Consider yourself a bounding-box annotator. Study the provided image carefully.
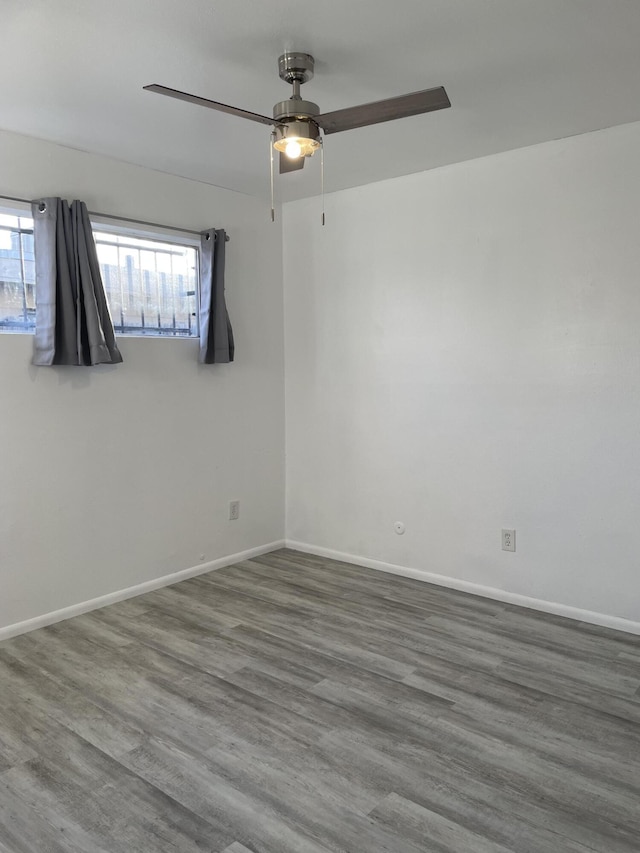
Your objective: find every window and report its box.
[0,212,35,332]
[0,209,199,337]
[94,230,199,337]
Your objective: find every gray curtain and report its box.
[199,228,234,363]
[31,197,123,366]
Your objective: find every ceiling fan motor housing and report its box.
[272,99,320,121]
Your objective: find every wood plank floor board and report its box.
[259,551,513,616]
[416,617,640,694]
[82,609,253,682]
[7,640,328,764]
[208,566,569,692]
[0,657,143,769]
[495,660,640,725]
[220,845,256,853]
[116,736,339,853]
[320,727,639,853]
[0,757,143,853]
[225,614,508,698]
[197,745,428,853]
[406,657,640,765]
[0,548,638,852]
[228,559,640,698]
[250,556,636,680]
[368,792,519,853]
[309,678,640,836]
[204,713,383,817]
[441,701,640,797]
[0,778,109,853]
[177,575,318,628]
[240,556,509,627]
[0,727,37,774]
[224,620,418,682]
[131,583,245,632]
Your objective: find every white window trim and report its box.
[89,215,201,251]
[0,201,31,218]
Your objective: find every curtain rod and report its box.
[0,193,229,241]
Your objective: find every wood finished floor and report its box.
[0,549,639,853]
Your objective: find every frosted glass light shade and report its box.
[273,135,321,158]
[273,120,321,158]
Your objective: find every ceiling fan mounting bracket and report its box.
[278,52,315,85]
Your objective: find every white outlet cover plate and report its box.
[502,528,516,552]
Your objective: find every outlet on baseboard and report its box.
[502,529,516,552]
[229,500,240,521]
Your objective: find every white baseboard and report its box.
[285,540,640,636]
[5,538,638,641]
[0,540,285,642]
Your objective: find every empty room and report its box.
[1,1,639,851]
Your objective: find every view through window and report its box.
[0,213,35,332]
[0,212,199,337]
[95,230,198,337]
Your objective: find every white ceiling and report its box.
[2,0,640,202]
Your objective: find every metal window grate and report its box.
[94,231,199,337]
[0,213,35,332]
[0,212,200,338]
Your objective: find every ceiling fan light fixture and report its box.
[278,136,320,159]
[273,120,321,159]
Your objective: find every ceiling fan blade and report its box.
[143,84,275,127]
[279,152,305,174]
[315,86,451,135]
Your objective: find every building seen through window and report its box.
[0,213,35,331]
[95,231,198,337]
[0,213,199,337]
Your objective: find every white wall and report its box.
[0,130,285,632]
[283,120,640,625]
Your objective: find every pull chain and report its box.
[320,137,325,226]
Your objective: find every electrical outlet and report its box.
[502,529,516,552]
[229,500,240,521]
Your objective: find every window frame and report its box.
[0,204,202,339]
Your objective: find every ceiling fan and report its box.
[144,52,450,217]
